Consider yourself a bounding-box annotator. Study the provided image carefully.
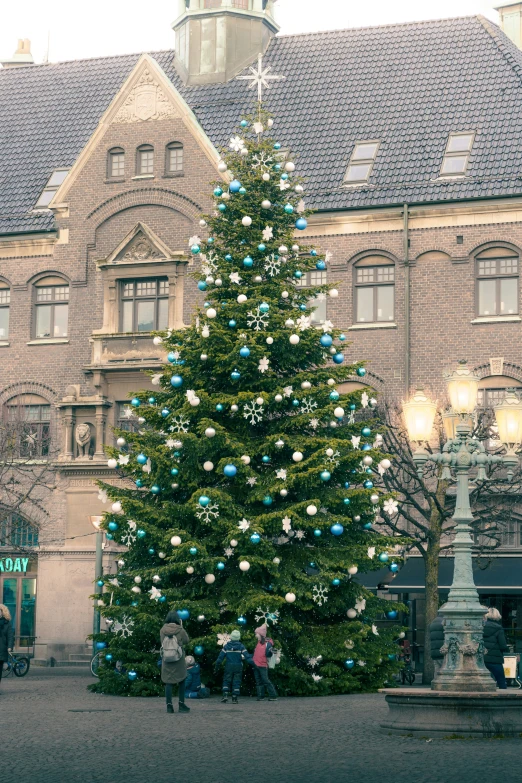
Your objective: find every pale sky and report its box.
[0,0,502,65]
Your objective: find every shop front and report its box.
[0,555,37,652]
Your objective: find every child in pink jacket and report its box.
[253,624,278,701]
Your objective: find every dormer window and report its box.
[440,132,475,177]
[137,145,154,176]
[344,141,379,184]
[34,169,69,209]
[108,147,125,179]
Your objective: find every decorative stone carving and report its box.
[113,69,176,124]
[489,357,504,376]
[122,236,164,262]
[75,423,92,458]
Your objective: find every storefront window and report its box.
[0,561,37,648]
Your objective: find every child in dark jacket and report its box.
[184,656,202,698]
[214,630,255,704]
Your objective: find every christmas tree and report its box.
[90,110,403,697]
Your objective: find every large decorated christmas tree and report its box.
[90,110,403,697]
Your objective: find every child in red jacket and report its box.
[253,624,278,702]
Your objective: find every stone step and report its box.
[69,654,92,662]
[56,660,90,667]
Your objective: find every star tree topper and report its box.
[236,53,286,102]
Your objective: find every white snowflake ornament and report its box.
[282,516,292,533]
[247,306,269,331]
[196,502,220,525]
[258,356,270,373]
[229,135,245,152]
[312,585,329,606]
[121,521,137,547]
[264,254,281,277]
[262,225,274,241]
[238,518,251,532]
[243,399,264,425]
[355,597,366,614]
[217,633,231,646]
[383,499,399,516]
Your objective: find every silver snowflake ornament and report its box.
[295,530,306,540]
[325,449,341,467]
[243,399,264,425]
[229,135,245,152]
[312,584,329,606]
[254,607,280,625]
[121,520,137,547]
[247,306,269,332]
[264,254,281,277]
[300,397,318,415]
[258,356,270,374]
[196,502,220,525]
[252,152,273,171]
[246,476,258,486]
[224,547,234,558]
[113,615,134,638]
[236,53,286,102]
[238,518,250,532]
[169,415,190,433]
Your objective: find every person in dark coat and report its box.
[0,604,14,690]
[160,610,190,713]
[184,655,202,698]
[429,614,445,676]
[214,630,255,704]
[483,607,509,689]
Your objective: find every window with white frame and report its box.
[354,257,395,323]
[440,132,475,177]
[0,283,10,340]
[295,270,327,323]
[108,147,125,178]
[34,277,69,339]
[344,141,380,184]
[34,169,69,209]
[137,145,154,176]
[166,142,183,175]
[120,278,169,333]
[476,248,519,317]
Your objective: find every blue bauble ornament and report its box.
[224,464,237,478]
[229,179,241,193]
[231,369,241,381]
[361,426,372,437]
[148,547,155,554]
[159,595,166,603]
[228,319,237,328]
[171,375,183,388]
[213,187,223,197]
[388,653,397,660]
[250,532,261,544]
[333,353,344,364]
[378,552,389,563]
[198,281,207,291]
[239,187,247,195]
[356,367,367,377]
[131,601,138,607]
[96,579,104,587]
[344,659,355,669]
[131,397,141,407]
[386,610,398,620]
[294,270,302,279]
[137,530,146,539]
[225,254,233,261]
[148,397,156,404]
[363,522,373,530]
[262,496,273,506]
[151,485,160,494]
[178,609,190,620]
[389,562,400,573]
[237,615,247,625]
[316,260,326,270]
[349,403,357,411]
[189,547,197,555]
[239,346,250,358]
[321,334,333,348]
[243,256,254,268]
[240,119,248,128]
[329,390,340,402]
[161,408,170,418]
[105,533,113,540]
[292,399,300,407]
[191,244,201,255]
[105,653,113,661]
[343,498,351,505]
[262,455,271,464]
[314,529,322,538]
[320,470,331,482]
[310,249,317,256]
[218,203,227,212]
[137,453,148,465]
[362,444,372,451]
[273,143,281,150]
[108,521,118,532]
[363,480,374,489]
[258,243,266,252]
[339,334,346,341]
[136,479,143,488]
[344,481,350,489]
[128,670,137,681]
[295,218,308,230]
[199,495,210,507]
[330,523,344,536]
[216,403,224,412]
[299,304,307,311]
[274,163,282,171]
[194,645,205,655]
[216,562,225,571]
[281,173,289,180]
[284,203,294,214]
[332,578,341,586]
[259,302,270,314]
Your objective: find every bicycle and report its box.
[397,649,416,686]
[3,651,30,678]
[91,650,126,678]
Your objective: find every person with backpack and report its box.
[483,607,509,689]
[160,610,190,713]
[214,629,255,704]
[253,623,278,701]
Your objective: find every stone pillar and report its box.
[63,408,75,461]
[94,408,107,460]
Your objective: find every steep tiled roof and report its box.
[2,15,522,234]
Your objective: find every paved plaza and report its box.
[2,668,522,783]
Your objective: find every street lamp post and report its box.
[403,362,522,692]
[90,516,104,642]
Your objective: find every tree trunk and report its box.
[422,543,440,685]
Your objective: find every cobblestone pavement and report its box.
[1,669,522,783]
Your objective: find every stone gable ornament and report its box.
[113,69,177,124]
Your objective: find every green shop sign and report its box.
[0,558,30,573]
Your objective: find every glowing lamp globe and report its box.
[446,361,479,415]
[495,390,522,448]
[403,388,437,443]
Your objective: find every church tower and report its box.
[172,0,279,85]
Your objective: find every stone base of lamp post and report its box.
[380,690,522,738]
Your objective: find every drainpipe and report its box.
[403,203,410,396]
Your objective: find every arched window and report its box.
[354,255,395,324]
[476,247,519,318]
[0,512,39,548]
[108,147,125,179]
[5,394,51,458]
[165,142,184,176]
[0,280,10,342]
[33,276,69,339]
[136,144,154,176]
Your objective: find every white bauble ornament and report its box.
[231,404,239,413]
[205,573,216,584]
[152,575,161,583]
[327,378,335,386]
[206,308,217,319]
[239,561,250,572]
[399,632,406,639]
[285,592,296,603]
[273,557,281,564]
[242,216,252,226]
[285,319,295,328]
[292,244,300,252]
[347,608,357,619]
[295,184,304,193]
[254,275,263,283]
[334,407,345,418]
[326,448,334,457]
[197,614,206,622]
[256,397,264,405]
[301,381,311,390]
[371,493,380,504]
[330,421,338,428]
[206,276,214,284]
[275,394,283,402]
[173,440,183,449]
[158,552,166,559]
[107,458,118,469]
[230,539,238,547]
[354,515,361,522]
[280,489,288,497]
[240,455,251,465]
[222,192,230,200]
[266,336,274,345]
[240,147,249,156]
[172,483,179,490]
[363,456,373,466]
[278,245,288,254]
[116,437,126,448]
[262,172,270,181]
[203,461,214,472]
[370,397,378,408]
[171,535,182,546]
[199,218,208,226]
[117,559,125,567]
[306,504,318,516]
[281,291,289,299]
[131,586,141,594]
[153,336,163,346]
[205,427,216,438]
[292,451,303,462]
[348,566,358,575]
[105,618,114,627]
[380,459,392,470]
[202,326,210,338]
[261,200,271,209]
[267,118,274,128]
[186,566,194,574]
[329,346,337,355]
[138,417,145,424]
[285,162,295,172]
[289,334,300,345]
[111,501,122,514]
[329,289,339,298]
[217,161,228,172]
[237,294,248,303]
[200,353,208,361]
[190,397,201,407]
[215,278,223,287]
[275,439,284,448]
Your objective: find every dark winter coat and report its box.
[429,616,445,660]
[215,641,254,671]
[483,619,509,665]
[185,663,201,692]
[0,617,14,661]
[160,622,190,684]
